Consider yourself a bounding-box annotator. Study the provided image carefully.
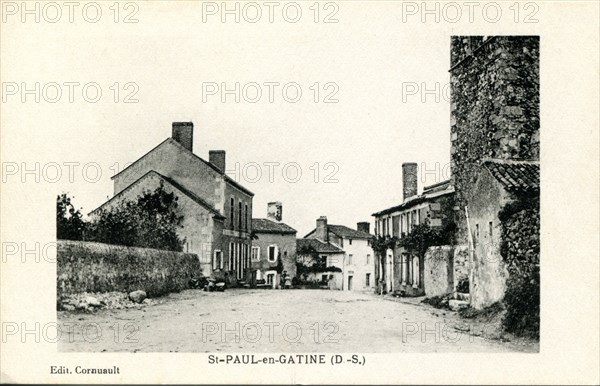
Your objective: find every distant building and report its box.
[372,163,456,296]
[251,202,297,288]
[301,216,374,291]
[90,122,254,282]
[296,238,346,290]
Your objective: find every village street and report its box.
[57,290,537,353]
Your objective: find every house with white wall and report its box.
[302,216,375,291]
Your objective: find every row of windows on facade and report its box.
[212,242,251,279]
[250,245,288,263]
[320,273,372,287]
[318,254,371,266]
[398,254,421,288]
[375,208,422,238]
[229,198,250,231]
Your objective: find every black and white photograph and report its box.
[1,1,598,384]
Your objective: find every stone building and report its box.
[250,202,297,288]
[449,36,540,309]
[450,36,539,243]
[90,122,254,282]
[300,216,374,291]
[467,159,539,309]
[372,163,458,296]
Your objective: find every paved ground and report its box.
[57,289,538,352]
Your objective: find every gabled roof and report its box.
[483,159,539,193]
[372,180,454,217]
[252,218,297,234]
[296,238,344,254]
[89,170,225,219]
[303,224,373,240]
[110,137,254,196]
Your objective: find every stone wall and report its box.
[424,246,454,297]
[91,171,219,275]
[453,245,469,293]
[57,240,201,299]
[450,36,539,242]
[500,195,540,334]
[423,244,470,298]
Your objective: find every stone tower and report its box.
[449,36,540,242]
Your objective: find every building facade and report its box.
[303,216,374,291]
[372,163,456,296]
[251,202,297,288]
[467,159,539,309]
[90,122,254,282]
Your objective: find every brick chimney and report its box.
[267,202,282,222]
[402,162,418,200]
[316,216,328,242]
[209,150,226,173]
[172,122,193,152]
[357,222,370,234]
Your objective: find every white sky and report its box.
[2,1,596,236]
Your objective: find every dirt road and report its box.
[57,289,538,352]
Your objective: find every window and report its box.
[230,198,234,229]
[268,245,278,262]
[251,246,260,261]
[245,204,248,230]
[266,273,274,285]
[349,239,353,245]
[348,254,353,265]
[320,255,327,266]
[213,250,222,270]
[489,221,493,237]
[321,274,328,282]
[238,201,242,229]
[475,224,480,239]
[366,254,370,264]
[229,243,234,270]
[400,214,404,235]
[366,273,371,286]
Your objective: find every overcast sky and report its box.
[4,1,593,236]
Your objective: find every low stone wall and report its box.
[424,245,470,298]
[424,246,454,298]
[57,240,201,299]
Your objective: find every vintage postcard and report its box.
[1,0,598,384]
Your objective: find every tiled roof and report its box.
[422,180,451,195]
[328,225,373,239]
[252,218,297,234]
[372,180,454,217]
[304,224,373,240]
[483,159,539,192]
[296,239,344,254]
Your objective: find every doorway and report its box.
[348,275,353,291]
